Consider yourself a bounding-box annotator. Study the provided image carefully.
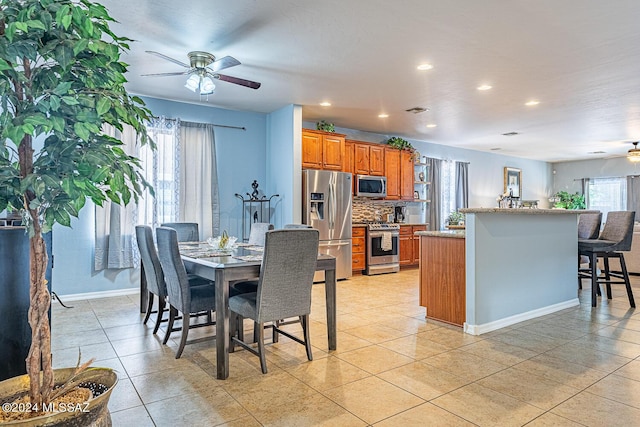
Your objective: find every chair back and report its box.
[160,222,199,242]
[135,226,167,298]
[578,212,602,239]
[255,229,319,323]
[156,227,190,312]
[248,222,274,246]
[284,224,313,229]
[599,211,636,251]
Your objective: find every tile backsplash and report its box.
[352,198,402,223]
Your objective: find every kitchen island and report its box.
[418,208,592,335]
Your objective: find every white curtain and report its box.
[94,124,139,270]
[441,159,456,230]
[139,117,181,229]
[179,122,219,240]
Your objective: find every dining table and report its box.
[140,242,337,380]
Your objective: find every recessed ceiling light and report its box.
[490,147,502,151]
[320,101,331,107]
[417,63,433,71]
[525,100,540,106]
[426,124,437,128]
[477,84,492,91]
[589,151,606,154]
[502,132,519,136]
[378,113,389,118]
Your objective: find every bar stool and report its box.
[577,212,602,290]
[578,211,636,308]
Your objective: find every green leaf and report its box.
[96,97,110,116]
[26,20,46,30]
[61,96,79,106]
[61,14,72,30]
[53,81,72,96]
[74,122,90,141]
[53,208,71,227]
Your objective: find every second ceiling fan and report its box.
[142,50,261,95]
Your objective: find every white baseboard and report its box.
[53,288,139,302]
[463,298,580,335]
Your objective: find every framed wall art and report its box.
[504,167,521,198]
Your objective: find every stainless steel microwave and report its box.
[356,175,387,198]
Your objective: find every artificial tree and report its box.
[0,0,151,409]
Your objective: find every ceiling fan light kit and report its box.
[143,50,261,97]
[628,142,640,162]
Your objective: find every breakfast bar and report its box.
[418,208,593,335]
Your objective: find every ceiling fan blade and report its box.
[214,73,261,89]
[141,71,190,77]
[209,55,241,72]
[145,51,190,68]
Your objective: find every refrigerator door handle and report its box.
[319,241,350,248]
[328,177,335,229]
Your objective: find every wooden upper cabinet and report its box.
[322,133,345,170]
[302,129,345,171]
[369,145,385,176]
[343,141,354,174]
[302,131,322,169]
[354,143,370,175]
[385,147,401,199]
[400,150,415,200]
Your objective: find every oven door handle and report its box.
[368,232,399,238]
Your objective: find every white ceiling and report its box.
[102,0,640,162]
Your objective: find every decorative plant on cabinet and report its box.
[0,0,152,421]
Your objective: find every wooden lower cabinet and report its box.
[399,224,427,266]
[419,235,466,327]
[352,226,366,273]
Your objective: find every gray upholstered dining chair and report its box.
[136,226,168,334]
[229,228,320,373]
[156,226,216,358]
[247,222,274,246]
[231,222,275,296]
[160,222,199,242]
[578,211,636,308]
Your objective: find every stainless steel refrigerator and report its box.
[303,170,352,280]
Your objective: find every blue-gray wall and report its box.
[52,104,554,297]
[52,97,268,296]
[553,156,639,194]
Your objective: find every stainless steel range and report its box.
[366,223,400,275]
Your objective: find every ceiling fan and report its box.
[141,51,261,95]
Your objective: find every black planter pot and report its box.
[0,227,52,381]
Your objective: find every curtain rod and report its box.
[159,117,246,131]
[211,123,246,131]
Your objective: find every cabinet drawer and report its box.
[352,236,365,253]
[412,225,427,233]
[399,226,412,236]
[352,227,366,237]
[352,253,365,271]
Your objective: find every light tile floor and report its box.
[51,270,640,426]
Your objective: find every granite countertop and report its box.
[460,208,599,215]
[352,223,428,226]
[415,230,465,239]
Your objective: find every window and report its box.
[137,118,180,228]
[587,177,626,221]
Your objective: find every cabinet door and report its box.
[369,145,385,176]
[412,225,427,264]
[385,148,400,199]
[400,150,415,200]
[354,143,370,175]
[322,134,344,170]
[302,131,322,169]
[343,141,355,174]
[399,234,413,265]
